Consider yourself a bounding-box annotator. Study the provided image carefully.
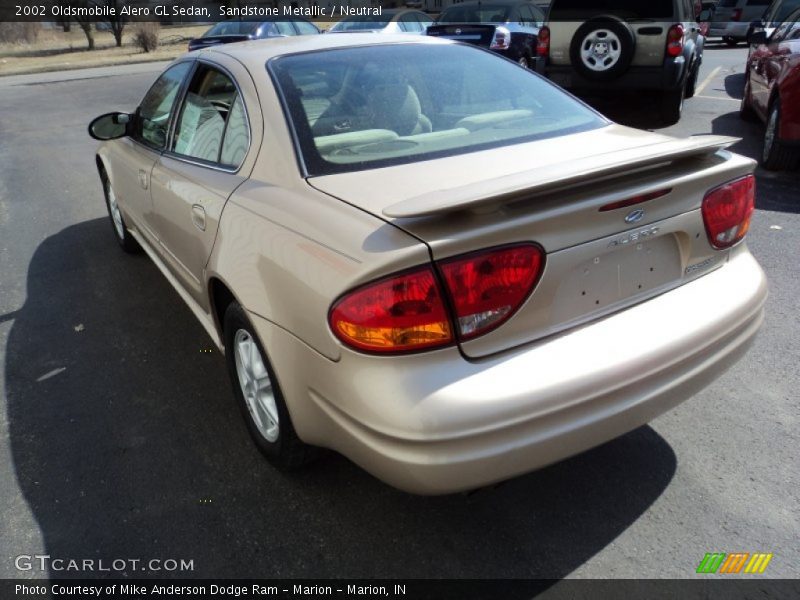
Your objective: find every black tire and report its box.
[223,302,315,470]
[739,76,758,122]
[659,85,686,126]
[517,53,531,69]
[723,36,739,47]
[100,171,140,254]
[570,16,635,81]
[761,98,800,171]
[685,60,700,99]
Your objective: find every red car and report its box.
[741,8,800,170]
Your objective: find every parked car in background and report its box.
[88,34,766,494]
[187,18,321,51]
[748,0,800,39]
[327,9,434,34]
[427,0,546,69]
[709,0,770,45]
[539,0,705,125]
[741,8,800,169]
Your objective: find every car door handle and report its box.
[138,169,148,190]
[191,204,206,232]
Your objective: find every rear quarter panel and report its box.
[778,47,800,141]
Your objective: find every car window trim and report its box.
[161,58,252,174]
[132,59,195,153]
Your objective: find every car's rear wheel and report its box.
[570,16,635,81]
[723,36,739,47]
[761,98,800,171]
[684,60,700,99]
[659,84,686,126]
[518,54,530,69]
[223,302,315,470]
[101,173,140,253]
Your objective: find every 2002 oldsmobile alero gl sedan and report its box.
[88,34,767,494]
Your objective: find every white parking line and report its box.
[695,66,722,96]
[694,95,741,102]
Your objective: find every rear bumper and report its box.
[255,249,766,495]
[545,58,687,92]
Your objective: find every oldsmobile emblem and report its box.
[624,209,645,224]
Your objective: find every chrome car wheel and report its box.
[234,329,279,442]
[579,29,622,72]
[107,182,125,240]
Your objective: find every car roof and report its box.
[199,33,451,72]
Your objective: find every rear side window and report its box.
[549,0,676,19]
[171,65,250,168]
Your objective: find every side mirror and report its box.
[748,30,768,46]
[88,112,131,141]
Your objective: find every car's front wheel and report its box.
[101,172,140,253]
[723,36,739,47]
[761,98,800,171]
[223,302,315,469]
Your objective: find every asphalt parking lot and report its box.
[0,44,798,581]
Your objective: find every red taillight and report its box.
[732,8,743,21]
[330,244,546,353]
[329,266,453,353]
[701,175,755,250]
[490,27,511,50]
[666,24,685,58]
[537,26,550,57]
[438,244,544,340]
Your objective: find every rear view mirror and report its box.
[748,30,768,45]
[88,112,131,141]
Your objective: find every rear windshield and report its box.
[269,44,606,176]
[438,4,513,23]
[549,0,676,19]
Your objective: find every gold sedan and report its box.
[89,34,767,494]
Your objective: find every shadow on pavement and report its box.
[5,218,677,579]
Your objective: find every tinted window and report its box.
[137,62,192,149]
[294,20,321,35]
[270,44,606,176]
[746,0,769,6]
[718,0,739,7]
[330,15,392,31]
[172,65,249,167]
[439,4,512,22]
[204,21,259,36]
[549,0,676,19]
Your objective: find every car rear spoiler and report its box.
[382,135,739,218]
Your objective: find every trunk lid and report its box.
[309,125,752,358]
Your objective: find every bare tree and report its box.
[101,0,128,47]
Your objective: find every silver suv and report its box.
[540,0,705,125]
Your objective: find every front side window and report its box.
[172,65,249,168]
[137,62,192,149]
[294,20,321,35]
[270,44,606,176]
